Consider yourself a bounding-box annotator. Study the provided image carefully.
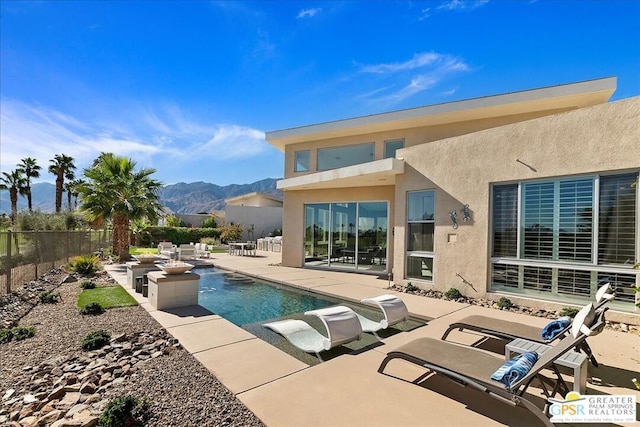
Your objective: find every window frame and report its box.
[405,189,436,281]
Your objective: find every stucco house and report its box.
[224,192,283,241]
[265,77,640,314]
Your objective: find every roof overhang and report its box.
[266,77,617,151]
[277,158,404,191]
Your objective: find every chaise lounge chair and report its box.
[378,305,607,427]
[263,305,363,360]
[357,294,409,338]
[440,283,614,366]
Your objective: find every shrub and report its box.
[0,326,35,343]
[98,395,151,427]
[219,223,244,243]
[444,288,463,300]
[497,296,514,309]
[80,302,105,316]
[12,326,35,341]
[82,330,111,351]
[39,291,61,304]
[561,307,580,318]
[68,254,101,275]
[165,215,187,227]
[0,329,13,344]
[201,217,217,228]
[80,280,97,289]
[405,282,418,292]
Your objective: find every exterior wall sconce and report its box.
[462,204,471,222]
[449,211,458,229]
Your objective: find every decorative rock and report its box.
[37,409,63,425]
[18,415,38,426]
[22,395,38,404]
[58,392,81,409]
[65,403,89,418]
[79,383,96,395]
[47,386,66,401]
[3,389,16,401]
[51,419,83,427]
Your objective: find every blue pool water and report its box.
[198,269,338,326]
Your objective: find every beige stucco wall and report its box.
[394,97,640,297]
[282,186,395,268]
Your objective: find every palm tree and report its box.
[16,157,41,212]
[63,170,76,211]
[67,178,86,210]
[78,153,163,262]
[48,154,76,213]
[0,170,28,224]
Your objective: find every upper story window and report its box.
[384,139,404,159]
[295,150,310,172]
[317,143,374,171]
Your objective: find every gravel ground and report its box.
[0,269,264,427]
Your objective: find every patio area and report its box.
[105,251,640,427]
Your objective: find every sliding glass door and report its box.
[304,201,388,273]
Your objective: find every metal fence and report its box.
[0,230,112,295]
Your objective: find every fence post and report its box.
[6,230,12,293]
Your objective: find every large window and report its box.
[317,143,374,171]
[491,172,639,306]
[295,150,310,172]
[304,201,388,273]
[406,190,435,280]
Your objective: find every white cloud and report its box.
[198,125,267,159]
[361,52,443,74]
[0,99,267,180]
[357,52,471,104]
[297,8,321,19]
[438,0,489,11]
[418,8,431,21]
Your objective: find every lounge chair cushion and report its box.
[491,351,539,389]
[541,316,572,341]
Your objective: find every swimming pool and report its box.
[198,268,339,326]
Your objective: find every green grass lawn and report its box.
[129,247,157,255]
[77,285,138,309]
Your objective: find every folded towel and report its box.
[541,316,572,341]
[491,351,538,389]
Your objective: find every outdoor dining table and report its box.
[229,242,252,256]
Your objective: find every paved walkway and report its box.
[105,252,640,427]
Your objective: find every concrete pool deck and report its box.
[105,252,640,427]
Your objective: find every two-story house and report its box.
[265,77,640,313]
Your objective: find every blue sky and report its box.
[1,0,639,187]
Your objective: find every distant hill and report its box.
[160,178,282,214]
[0,178,282,215]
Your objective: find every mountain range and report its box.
[0,178,282,215]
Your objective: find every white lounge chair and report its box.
[263,305,363,360]
[177,244,196,260]
[157,242,176,258]
[357,294,409,338]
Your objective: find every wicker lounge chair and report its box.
[263,305,363,360]
[440,283,614,366]
[357,294,409,337]
[378,306,607,427]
